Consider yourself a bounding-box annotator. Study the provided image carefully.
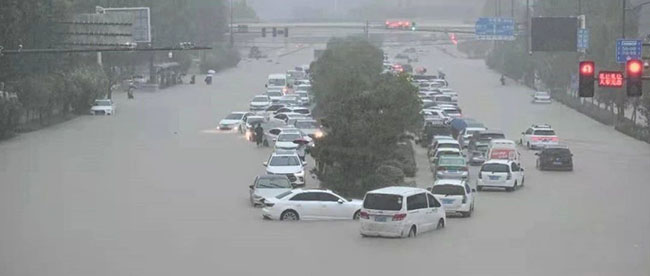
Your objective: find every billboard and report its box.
[99,7,151,43]
[531,17,578,52]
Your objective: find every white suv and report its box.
[477,160,524,192]
[520,124,559,149]
[430,179,475,217]
[360,187,446,238]
[264,151,306,186]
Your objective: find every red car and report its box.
[385,20,411,29]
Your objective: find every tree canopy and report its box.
[310,37,421,197]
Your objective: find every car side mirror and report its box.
[302,162,307,167]
[426,187,432,192]
[265,84,268,88]
[263,161,268,167]
[520,168,524,172]
[273,138,277,142]
[249,184,254,190]
[521,132,525,134]
[337,199,344,204]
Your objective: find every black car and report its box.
[535,145,573,171]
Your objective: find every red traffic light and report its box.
[579,61,594,75]
[626,59,643,76]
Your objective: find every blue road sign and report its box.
[475,17,515,41]
[616,39,642,64]
[577,29,589,50]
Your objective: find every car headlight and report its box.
[295,170,305,177]
[314,130,324,138]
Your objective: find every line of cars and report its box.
[235,50,574,239]
[217,65,364,221]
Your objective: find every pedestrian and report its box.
[254,123,264,147]
[424,122,434,147]
[296,142,306,161]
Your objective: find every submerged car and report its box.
[261,189,362,221]
[359,186,446,238]
[90,99,115,115]
[218,111,252,131]
[249,175,293,206]
[532,91,552,103]
[430,179,475,217]
[536,145,573,171]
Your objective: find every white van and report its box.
[267,74,288,93]
[359,186,446,238]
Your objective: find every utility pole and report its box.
[526,0,530,53]
[230,0,234,47]
[364,20,369,40]
[511,0,515,17]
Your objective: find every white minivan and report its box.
[359,187,446,238]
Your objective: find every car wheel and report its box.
[436,219,445,229]
[407,226,417,238]
[353,210,361,220]
[521,177,525,187]
[280,210,299,221]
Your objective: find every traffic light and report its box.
[411,22,416,31]
[284,27,289,37]
[261,27,266,37]
[626,59,643,97]
[578,61,595,97]
[272,27,277,37]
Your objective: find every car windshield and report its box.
[439,158,465,166]
[269,156,301,166]
[436,96,452,102]
[438,143,459,149]
[480,133,505,140]
[544,148,571,155]
[247,118,264,124]
[252,96,268,102]
[363,194,403,211]
[432,184,465,195]
[95,100,111,106]
[534,129,556,135]
[278,133,301,142]
[269,78,286,86]
[267,92,282,97]
[295,121,317,129]
[296,92,308,98]
[256,178,292,189]
[225,113,243,120]
[481,163,509,173]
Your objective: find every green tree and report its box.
[310,36,422,197]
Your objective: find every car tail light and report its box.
[392,213,407,221]
[551,137,559,142]
[462,195,467,204]
[531,136,542,141]
[385,20,390,25]
[360,211,369,219]
[506,172,512,180]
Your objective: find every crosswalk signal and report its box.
[272,27,277,37]
[626,59,643,97]
[578,61,595,97]
[284,27,289,37]
[261,27,266,37]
